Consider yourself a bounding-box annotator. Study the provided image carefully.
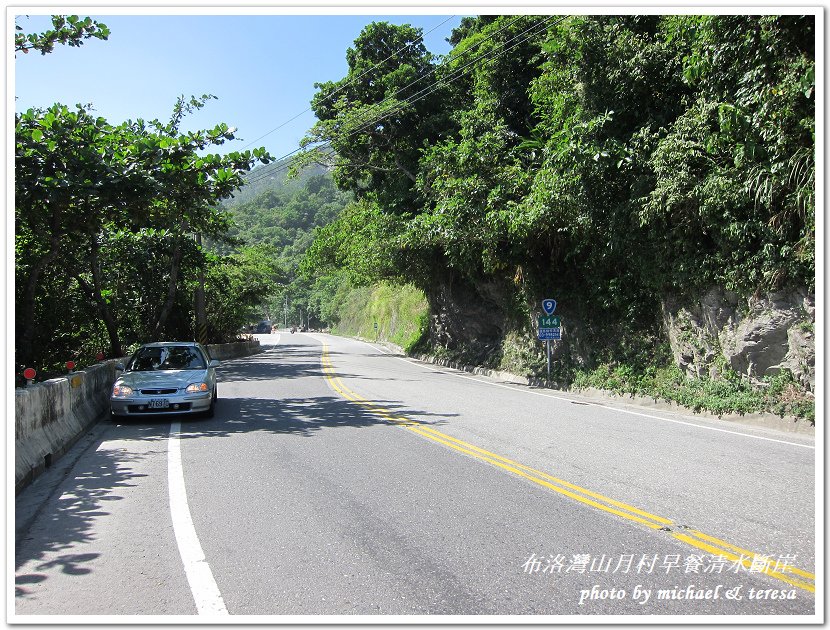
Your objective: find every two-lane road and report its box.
[14,332,818,619]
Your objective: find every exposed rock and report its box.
[426,276,507,364]
[426,273,600,373]
[663,287,815,390]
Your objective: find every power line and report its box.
[239,15,457,152]
[346,15,561,138]
[274,17,559,176]
[243,15,563,188]
[242,15,526,186]
[309,15,530,145]
[346,17,560,171]
[245,16,557,187]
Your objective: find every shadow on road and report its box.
[218,342,419,385]
[15,399,456,600]
[15,337,457,603]
[107,393,455,440]
[15,446,150,598]
[218,344,324,383]
[190,394,454,438]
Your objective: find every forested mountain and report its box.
[222,165,353,326]
[224,170,349,268]
[227,158,330,206]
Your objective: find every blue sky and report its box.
[14,12,464,161]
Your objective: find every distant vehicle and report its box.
[255,321,271,334]
[110,342,219,419]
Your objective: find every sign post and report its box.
[538,299,561,387]
[547,340,551,386]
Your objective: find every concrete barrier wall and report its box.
[15,360,119,494]
[206,338,261,360]
[15,340,262,494]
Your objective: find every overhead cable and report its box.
[243,15,564,187]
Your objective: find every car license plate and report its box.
[149,399,170,409]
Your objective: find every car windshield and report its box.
[127,346,206,371]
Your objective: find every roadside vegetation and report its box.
[16,15,815,425]
[573,363,814,423]
[219,169,353,328]
[289,15,815,422]
[15,17,275,382]
[332,283,428,352]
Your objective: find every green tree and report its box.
[642,15,815,293]
[299,22,448,212]
[15,15,109,55]
[16,98,272,362]
[15,17,274,371]
[297,14,814,377]
[203,246,284,341]
[16,104,154,365]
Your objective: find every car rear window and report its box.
[127,346,206,371]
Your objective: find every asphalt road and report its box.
[14,332,818,620]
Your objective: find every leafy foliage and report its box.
[14,19,273,377]
[642,16,815,293]
[203,246,284,342]
[300,22,450,212]
[221,172,353,328]
[15,15,110,55]
[294,14,815,417]
[301,14,814,318]
[332,282,428,352]
[573,364,814,422]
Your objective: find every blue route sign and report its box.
[542,299,557,315]
[538,327,561,341]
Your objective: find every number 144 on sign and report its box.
[538,315,560,328]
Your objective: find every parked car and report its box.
[255,320,271,334]
[110,342,219,419]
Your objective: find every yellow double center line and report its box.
[320,343,815,593]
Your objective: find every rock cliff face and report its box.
[662,288,815,390]
[426,277,508,364]
[425,275,815,394]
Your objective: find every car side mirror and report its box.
[115,363,125,372]
[209,360,220,368]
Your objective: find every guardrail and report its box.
[15,339,261,494]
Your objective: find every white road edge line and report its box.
[370,344,814,451]
[168,421,229,615]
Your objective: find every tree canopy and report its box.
[299,15,815,365]
[15,15,110,55]
[15,19,274,378]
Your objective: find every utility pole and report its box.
[283,296,288,328]
[194,233,207,345]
